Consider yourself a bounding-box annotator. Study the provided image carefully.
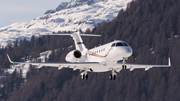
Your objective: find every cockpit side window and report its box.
[111,43,116,47]
[116,42,124,46]
[123,42,129,46]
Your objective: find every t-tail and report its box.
[43,31,101,52]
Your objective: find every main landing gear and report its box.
[81,68,91,80]
[109,69,117,80]
[81,74,88,80]
[109,74,116,80]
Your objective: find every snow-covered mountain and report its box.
[45,0,109,14]
[0,0,131,47]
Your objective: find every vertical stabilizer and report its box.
[70,31,87,51]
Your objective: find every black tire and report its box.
[113,75,116,80]
[85,74,88,80]
[122,65,124,69]
[122,65,127,69]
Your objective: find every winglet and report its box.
[7,54,13,63]
[168,58,171,66]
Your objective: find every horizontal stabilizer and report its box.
[81,34,101,37]
[42,33,101,37]
[42,33,72,36]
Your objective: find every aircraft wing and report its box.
[7,54,100,70]
[7,54,171,72]
[117,58,171,71]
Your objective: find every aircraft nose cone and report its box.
[114,46,133,57]
[121,47,132,56]
[127,47,133,56]
[127,47,132,53]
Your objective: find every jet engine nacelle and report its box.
[65,50,82,62]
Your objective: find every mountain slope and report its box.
[0,0,131,47]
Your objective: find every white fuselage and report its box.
[87,40,133,63]
[66,40,133,65]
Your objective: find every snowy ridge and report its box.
[0,0,131,47]
[45,0,106,14]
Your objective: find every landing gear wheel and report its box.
[85,74,88,80]
[109,74,112,80]
[113,75,116,80]
[81,74,85,80]
[109,74,116,80]
[122,65,127,69]
[81,74,88,80]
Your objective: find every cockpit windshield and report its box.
[111,42,129,47]
[116,43,124,46]
[123,43,128,46]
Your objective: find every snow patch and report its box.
[6,50,52,79]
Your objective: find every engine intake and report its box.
[65,50,83,62]
[74,50,82,58]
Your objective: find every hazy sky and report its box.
[0,0,70,28]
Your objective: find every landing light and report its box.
[102,63,107,66]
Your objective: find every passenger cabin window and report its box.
[111,42,129,47]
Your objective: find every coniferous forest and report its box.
[0,0,180,100]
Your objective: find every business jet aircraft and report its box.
[7,31,171,80]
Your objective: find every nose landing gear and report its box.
[122,57,127,69]
[122,65,127,69]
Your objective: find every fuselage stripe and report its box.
[88,48,112,58]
